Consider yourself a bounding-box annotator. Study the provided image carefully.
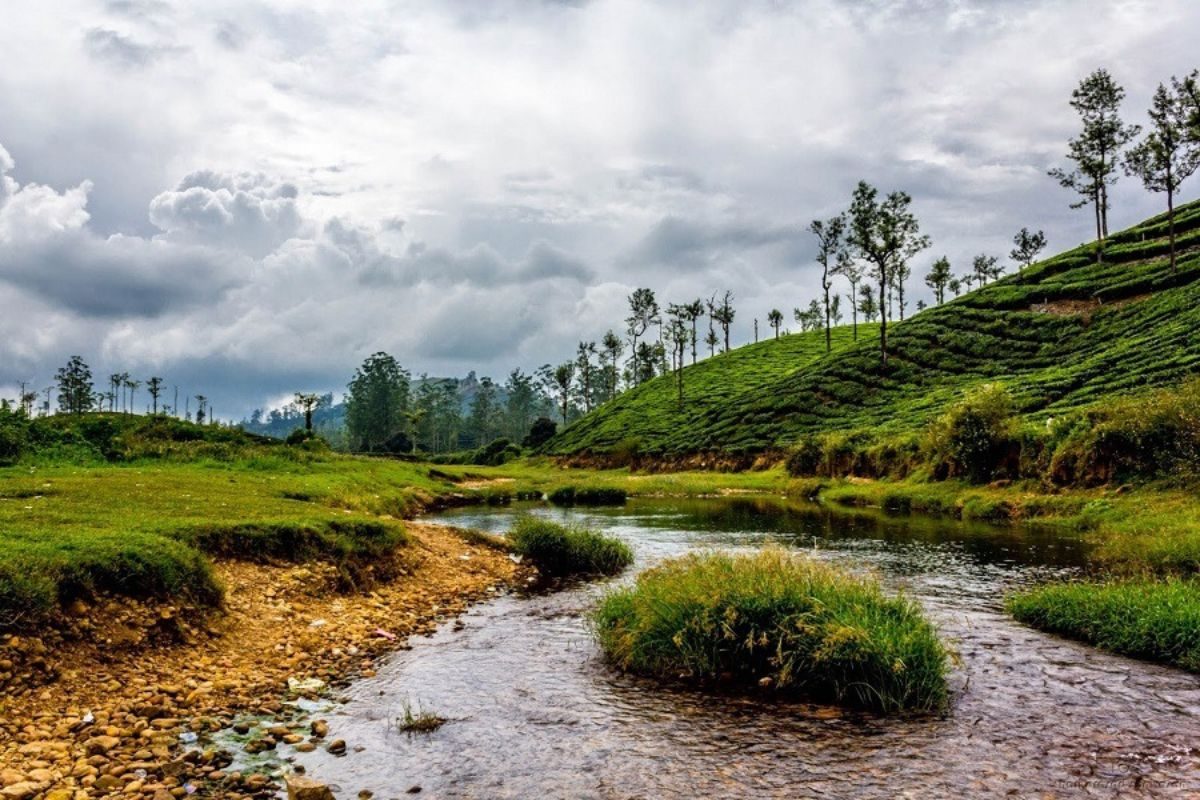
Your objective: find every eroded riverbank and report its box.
[0,522,520,799]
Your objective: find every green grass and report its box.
[1008,578,1200,672]
[507,515,633,578]
[593,548,949,713]
[549,199,1200,458]
[0,427,489,628]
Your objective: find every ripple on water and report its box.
[288,498,1200,799]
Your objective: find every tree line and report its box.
[2,355,223,425]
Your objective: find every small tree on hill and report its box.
[552,361,575,424]
[767,308,783,338]
[575,341,597,413]
[601,331,624,402]
[972,254,1000,287]
[294,392,321,432]
[1009,228,1047,279]
[665,304,690,408]
[625,288,660,386]
[858,282,878,322]
[147,376,164,415]
[710,291,736,352]
[1049,68,1140,263]
[682,299,704,364]
[948,277,962,297]
[924,256,952,305]
[846,181,930,367]
[1125,78,1200,276]
[810,214,845,352]
[833,250,864,340]
[56,356,94,415]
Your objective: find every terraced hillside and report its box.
[549,199,1200,458]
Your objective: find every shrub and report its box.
[507,516,632,577]
[924,384,1017,483]
[1009,578,1200,672]
[523,417,558,449]
[473,438,521,466]
[593,549,949,713]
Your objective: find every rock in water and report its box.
[286,774,337,800]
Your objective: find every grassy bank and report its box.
[1008,579,1200,672]
[0,438,475,628]
[593,549,949,713]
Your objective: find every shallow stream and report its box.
[289,497,1200,798]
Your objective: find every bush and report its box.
[1009,578,1200,672]
[523,417,558,449]
[924,384,1017,483]
[473,437,521,466]
[507,515,632,577]
[547,486,628,506]
[593,549,949,713]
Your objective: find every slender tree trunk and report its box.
[690,319,698,364]
[823,280,832,353]
[1168,181,1177,277]
[850,280,858,340]
[878,268,888,367]
[1093,188,1104,264]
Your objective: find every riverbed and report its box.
[289,497,1200,798]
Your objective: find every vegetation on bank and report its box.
[593,549,949,713]
[1008,579,1200,672]
[507,516,633,578]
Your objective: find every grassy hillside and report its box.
[550,199,1200,458]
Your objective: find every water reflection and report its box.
[288,497,1200,799]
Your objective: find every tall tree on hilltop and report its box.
[108,373,122,412]
[833,250,864,339]
[1049,68,1140,263]
[948,277,962,297]
[846,181,930,367]
[194,395,207,425]
[710,290,736,352]
[767,308,783,339]
[126,378,141,415]
[925,256,952,305]
[625,288,660,387]
[683,299,705,364]
[600,331,624,402]
[893,261,912,321]
[1125,78,1200,276]
[346,352,410,452]
[810,214,845,352]
[56,356,94,415]
[665,304,690,408]
[1009,228,1048,279]
[972,254,1000,287]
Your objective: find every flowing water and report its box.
[289,497,1200,798]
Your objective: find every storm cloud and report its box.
[0,0,1198,416]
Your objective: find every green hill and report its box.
[549,199,1200,460]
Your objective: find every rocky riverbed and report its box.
[0,523,520,800]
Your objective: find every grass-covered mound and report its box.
[593,549,949,713]
[549,200,1200,461]
[1008,578,1200,672]
[507,515,633,578]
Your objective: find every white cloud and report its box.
[0,0,1197,415]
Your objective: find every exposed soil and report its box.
[1029,292,1150,317]
[0,523,522,799]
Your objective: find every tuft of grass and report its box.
[593,548,950,714]
[396,699,446,733]
[1008,577,1200,671]
[507,515,632,578]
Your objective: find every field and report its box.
[549,200,1200,457]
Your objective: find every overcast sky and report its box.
[1,0,1198,417]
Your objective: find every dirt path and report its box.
[0,523,520,799]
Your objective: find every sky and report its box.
[1,0,1198,418]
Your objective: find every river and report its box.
[287,497,1200,798]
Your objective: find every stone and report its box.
[85,736,121,755]
[285,775,336,800]
[0,784,40,800]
